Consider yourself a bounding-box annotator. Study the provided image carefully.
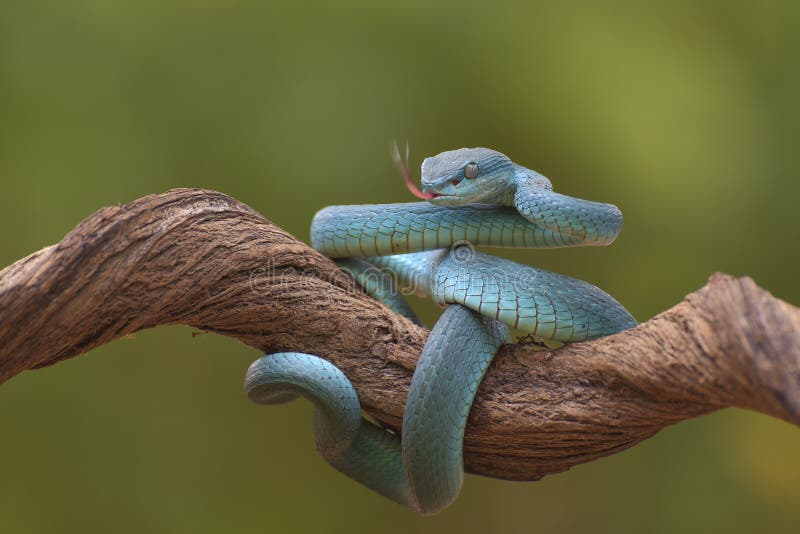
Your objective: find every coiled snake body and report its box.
[246,148,636,514]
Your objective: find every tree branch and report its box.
[1,189,798,481]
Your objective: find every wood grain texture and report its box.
[1,188,798,480]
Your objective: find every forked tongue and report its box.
[391,141,436,200]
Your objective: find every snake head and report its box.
[395,144,553,206]
[419,148,524,206]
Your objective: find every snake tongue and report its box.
[391,140,438,200]
[403,174,438,200]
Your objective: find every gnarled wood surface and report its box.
[0,188,798,481]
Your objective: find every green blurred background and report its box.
[1,1,798,533]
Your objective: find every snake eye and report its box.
[463,162,479,179]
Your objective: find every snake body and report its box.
[246,148,636,514]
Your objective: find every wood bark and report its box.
[1,188,797,481]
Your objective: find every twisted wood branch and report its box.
[1,189,798,480]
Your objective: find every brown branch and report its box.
[1,188,798,481]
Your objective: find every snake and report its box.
[245,147,636,514]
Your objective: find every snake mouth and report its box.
[427,193,463,205]
[421,186,455,200]
[422,188,462,201]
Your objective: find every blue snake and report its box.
[245,147,636,514]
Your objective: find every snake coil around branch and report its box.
[0,188,798,481]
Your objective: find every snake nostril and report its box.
[451,179,462,186]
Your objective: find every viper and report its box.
[245,146,636,514]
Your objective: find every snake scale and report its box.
[245,147,636,514]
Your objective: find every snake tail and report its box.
[245,305,509,514]
[246,353,414,507]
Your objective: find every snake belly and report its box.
[246,200,636,514]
